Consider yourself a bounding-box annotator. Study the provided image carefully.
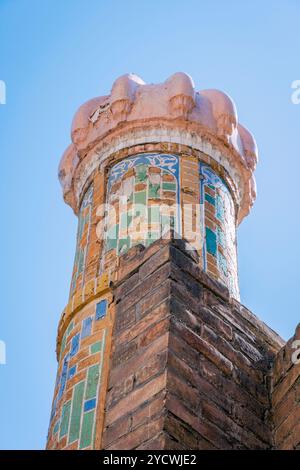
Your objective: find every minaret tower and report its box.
[47,73,286,450]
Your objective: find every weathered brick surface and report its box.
[102,237,287,449]
[271,325,300,449]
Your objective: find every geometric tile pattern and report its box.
[102,154,180,273]
[101,154,238,297]
[200,163,239,298]
[70,184,93,295]
[47,299,108,449]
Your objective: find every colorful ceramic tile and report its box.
[70,185,93,294]
[84,398,96,412]
[59,400,71,439]
[200,163,239,298]
[95,300,107,321]
[103,154,180,266]
[81,317,92,339]
[69,381,85,443]
[70,334,80,357]
[79,410,94,449]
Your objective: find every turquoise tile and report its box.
[206,227,217,256]
[91,341,102,354]
[205,193,215,206]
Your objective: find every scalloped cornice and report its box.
[59,72,258,224]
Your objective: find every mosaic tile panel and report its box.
[102,154,180,272]
[70,185,93,295]
[47,298,108,449]
[200,163,239,298]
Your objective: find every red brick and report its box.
[135,351,167,386]
[103,415,131,447]
[106,372,167,426]
[107,416,165,450]
[172,319,233,376]
[131,392,166,430]
[106,375,134,408]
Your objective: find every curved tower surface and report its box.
[47,73,300,450]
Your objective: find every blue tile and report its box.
[58,353,69,400]
[68,365,76,380]
[95,299,107,321]
[70,333,80,357]
[50,396,57,422]
[84,398,96,412]
[81,316,92,339]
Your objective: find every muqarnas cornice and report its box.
[59,72,258,224]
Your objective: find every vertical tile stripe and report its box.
[85,364,99,400]
[59,400,71,439]
[69,381,85,443]
[79,410,95,449]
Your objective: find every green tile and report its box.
[118,236,131,255]
[135,164,147,182]
[60,333,67,357]
[206,227,217,256]
[69,381,85,444]
[66,320,74,337]
[148,206,160,224]
[162,182,176,191]
[134,190,146,206]
[79,410,95,449]
[85,365,100,401]
[59,400,71,439]
[106,225,118,251]
[78,249,84,272]
[120,212,130,231]
[148,182,160,199]
[90,341,102,354]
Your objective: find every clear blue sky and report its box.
[0,0,299,450]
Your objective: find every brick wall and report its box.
[102,237,284,449]
[271,326,300,449]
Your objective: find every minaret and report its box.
[47,73,287,450]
